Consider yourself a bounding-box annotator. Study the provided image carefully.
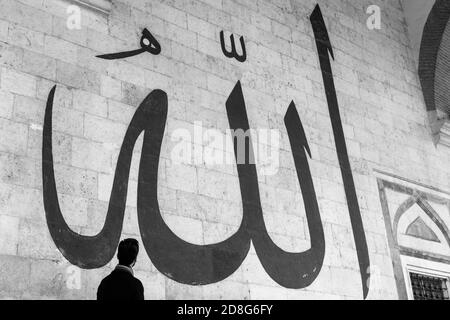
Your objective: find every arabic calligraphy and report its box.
[310,5,370,299]
[97,28,161,60]
[220,31,247,63]
[42,4,370,298]
[43,81,325,287]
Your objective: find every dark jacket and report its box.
[97,266,144,300]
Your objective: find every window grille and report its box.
[409,272,449,300]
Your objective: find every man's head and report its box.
[117,238,139,267]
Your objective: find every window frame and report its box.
[401,255,450,300]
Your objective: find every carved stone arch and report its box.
[406,217,440,243]
[377,174,450,299]
[392,195,450,248]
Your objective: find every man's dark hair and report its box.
[117,238,139,266]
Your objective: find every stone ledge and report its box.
[68,0,111,15]
[437,120,450,147]
[429,111,450,147]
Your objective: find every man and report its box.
[97,238,144,300]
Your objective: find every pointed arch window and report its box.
[377,171,450,299]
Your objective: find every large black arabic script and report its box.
[42,4,370,298]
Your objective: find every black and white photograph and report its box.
[0,0,449,307]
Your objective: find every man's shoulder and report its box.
[104,270,119,279]
[99,272,112,284]
[133,276,144,288]
[132,276,144,299]
[98,268,142,285]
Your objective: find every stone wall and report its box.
[0,0,449,300]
